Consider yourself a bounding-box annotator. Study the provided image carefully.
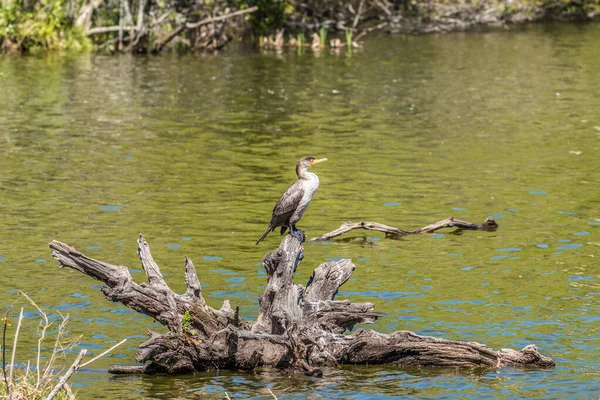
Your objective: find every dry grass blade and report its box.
[8,307,24,387]
[80,338,127,368]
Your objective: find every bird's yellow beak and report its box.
[310,158,327,166]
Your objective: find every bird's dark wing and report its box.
[270,181,304,227]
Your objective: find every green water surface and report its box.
[1,22,600,399]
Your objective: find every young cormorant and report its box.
[256,156,327,245]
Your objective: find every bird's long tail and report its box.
[255,226,273,245]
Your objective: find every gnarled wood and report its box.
[49,237,246,336]
[310,217,499,241]
[49,226,553,377]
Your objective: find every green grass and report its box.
[319,26,327,48]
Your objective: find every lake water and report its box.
[1,22,599,399]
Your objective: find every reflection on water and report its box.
[1,22,600,398]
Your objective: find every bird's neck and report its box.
[296,167,315,180]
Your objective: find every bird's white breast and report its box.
[291,173,320,224]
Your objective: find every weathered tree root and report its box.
[48,229,553,376]
[310,216,499,241]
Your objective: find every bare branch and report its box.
[310,217,498,241]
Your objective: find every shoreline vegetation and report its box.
[1,292,126,400]
[0,0,599,54]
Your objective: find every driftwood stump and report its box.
[49,228,554,376]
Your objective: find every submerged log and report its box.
[310,216,499,241]
[49,229,553,376]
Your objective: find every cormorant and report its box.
[256,156,327,245]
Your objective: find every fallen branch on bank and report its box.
[48,226,553,377]
[151,6,258,53]
[310,216,498,241]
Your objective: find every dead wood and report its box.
[49,225,553,377]
[310,216,499,241]
[151,6,258,53]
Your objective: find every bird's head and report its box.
[298,156,327,169]
[296,156,327,176]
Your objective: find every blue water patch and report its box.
[92,334,108,339]
[0,255,6,261]
[111,309,134,315]
[530,190,547,195]
[435,300,463,305]
[99,205,123,211]
[34,259,47,263]
[421,286,433,291]
[338,290,379,297]
[495,247,522,252]
[489,213,506,219]
[209,291,255,299]
[55,301,90,310]
[379,291,423,299]
[481,282,490,286]
[368,237,381,241]
[78,343,106,349]
[86,245,101,250]
[573,232,590,236]
[468,300,486,305]
[203,256,223,261]
[129,269,141,274]
[507,208,519,212]
[589,221,600,226]
[126,334,148,339]
[558,239,571,243]
[541,270,556,276]
[558,211,577,215]
[114,241,124,246]
[508,257,520,260]
[378,292,403,299]
[325,257,343,261]
[211,269,236,275]
[452,207,467,211]
[536,244,549,249]
[399,315,425,322]
[70,293,89,298]
[461,266,474,271]
[383,202,401,206]
[557,243,583,250]
[226,277,245,283]
[569,276,584,281]
[182,237,191,241]
[167,244,181,249]
[447,253,462,257]
[23,311,40,319]
[430,234,444,239]
[357,257,371,262]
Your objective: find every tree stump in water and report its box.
[49,230,554,376]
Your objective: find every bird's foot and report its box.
[290,229,306,243]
